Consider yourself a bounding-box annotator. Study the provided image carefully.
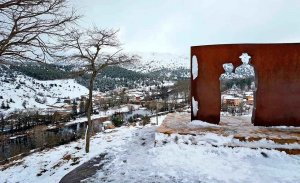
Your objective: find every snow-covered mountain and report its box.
[0,67,88,116]
[124,52,189,73]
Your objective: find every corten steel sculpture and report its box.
[191,43,300,126]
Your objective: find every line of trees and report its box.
[220,77,255,92]
[0,110,73,133]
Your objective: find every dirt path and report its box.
[82,126,157,182]
[59,153,108,183]
[59,126,157,183]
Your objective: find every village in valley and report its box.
[0,64,190,164]
[0,76,188,130]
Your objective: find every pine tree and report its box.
[72,99,77,105]
[1,101,5,109]
[0,114,4,132]
[22,100,27,109]
[72,99,78,115]
[79,100,85,114]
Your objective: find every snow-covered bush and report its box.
[35,96,47,104]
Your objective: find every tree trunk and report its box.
[0,122,3,132]
[85,73,96,153]
[156,101,158,125]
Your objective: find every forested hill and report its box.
[10,63,72,80]
[9,63,189,92]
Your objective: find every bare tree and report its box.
[59,27,139,153]
[0,0,79,64]
[172,80,190,104]
[0,113,5,132]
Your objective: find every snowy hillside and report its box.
[1,124,300,183]
[124,52,189,73]
[0,69,88,115]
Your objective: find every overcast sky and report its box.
[73,0,300,55]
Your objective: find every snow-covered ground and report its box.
[0,116,166,183]
[65,104,141,126]
[1,115,300,183]
[150,114,167,125]
[0,126,135,183]
[0,73,88,116]
[87,127,300,183]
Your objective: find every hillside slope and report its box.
[0,67,88,116]
[11,63,189,92]
[124,52,189,73]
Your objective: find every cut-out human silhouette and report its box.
[235,53,255,78]
[220,63,236,80]
[192,44,300,126]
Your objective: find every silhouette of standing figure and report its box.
[235,53,254,78]
[220,63,235,80]
[236,53,256,123]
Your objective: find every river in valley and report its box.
[0,109,153,163]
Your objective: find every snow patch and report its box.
[192,55,198,80]
[189,120,219,127]
[150,114,167,125]
[192,96,198,117]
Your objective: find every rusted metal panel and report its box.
[191,43,300,126]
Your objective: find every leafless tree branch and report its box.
[0,0,80,65]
